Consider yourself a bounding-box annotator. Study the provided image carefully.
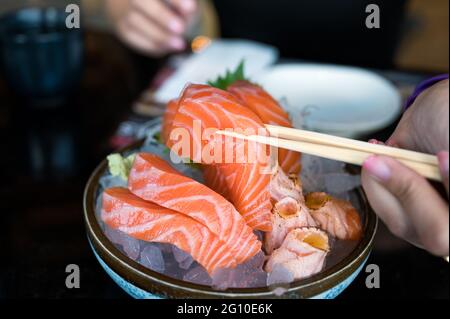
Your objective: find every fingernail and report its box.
[168,37,185,50]
[168,19,184,34]
[181,0,196,13]
[437,151,449,175]
[363,155,392,181]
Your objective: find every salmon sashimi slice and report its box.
[167,84,273,232]
[161,98,180,144]
[228,80,302,174]
[305,192,362,241]
[128,153,262,263]
[202,165,230,199]
[265,227,329,280]
[168,83,270,164]
[101,187,237,274]
[215,162,272,232]
[264,197,316,254]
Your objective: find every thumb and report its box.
[437,151,449,196]
[363,155,449,256]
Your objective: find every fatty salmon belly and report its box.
[128,153,262,263]
[264,197,316,254]
[228,80,302,175]
[265,228,329,280]
[101,187,237,274]
[161,99,180,144]
[305,192,363,241]
[168,84,273,232]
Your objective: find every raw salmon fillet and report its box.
[228,80,301,174]
[305,192,362,241]
[202,165,230,199]
[101,187,237,274]
[128,153,262,263]
[167,84,273,232]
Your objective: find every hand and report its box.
[387,79,449,154]
[361,152,449,257]
[106,0,198,56]
[362,79,449,257]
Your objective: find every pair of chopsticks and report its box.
[217,125,441,182]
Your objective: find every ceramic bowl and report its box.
[83,142,377,299]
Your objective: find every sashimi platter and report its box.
[84,64,377,298]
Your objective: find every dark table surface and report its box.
[0,32,448,299]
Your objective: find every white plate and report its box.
[256,64,402,138]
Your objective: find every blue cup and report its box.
[0,6,84,106]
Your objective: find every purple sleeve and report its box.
[404,74,449,110]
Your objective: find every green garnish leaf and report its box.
[107,153,136,181]
[207,60,248,90]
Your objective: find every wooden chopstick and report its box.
[265,125,438,166]
[216,130,442,182]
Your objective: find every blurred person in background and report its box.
[103,0,407,68]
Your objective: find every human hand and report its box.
[361,152,449,257]
[106,0,198,56]
[387,79,449,154]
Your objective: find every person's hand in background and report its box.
[106,0,199,56]
[362,79,449,257]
